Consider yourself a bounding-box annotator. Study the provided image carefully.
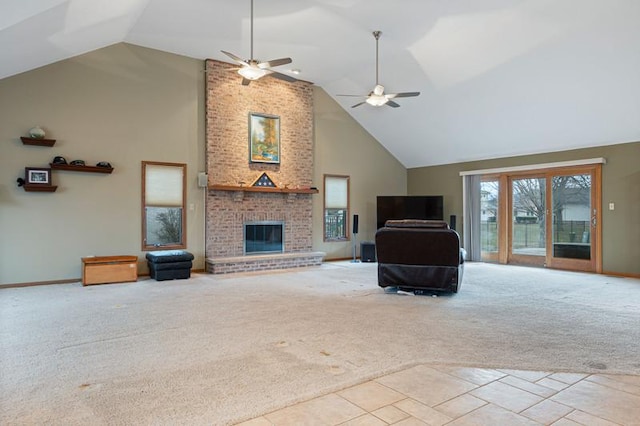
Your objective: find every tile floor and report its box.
[238,364,640,425]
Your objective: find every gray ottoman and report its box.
[146,250,194,281]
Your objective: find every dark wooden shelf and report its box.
[21,137,56,147]
[209,184,318,194]
[50,163,113,174]
[23,184,57,192]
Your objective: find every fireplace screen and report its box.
[244,221,284,254]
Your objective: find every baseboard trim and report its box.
[0,268,210,289]
[602,270,640,279]
[0,278,80,289]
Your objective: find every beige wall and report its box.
[312,87,407,259]
[0,43,207,284]
[408,142,640,276]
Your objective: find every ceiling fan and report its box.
[221,0,297,86]
[338,31,420,108]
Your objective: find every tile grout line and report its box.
[584,373,640,398]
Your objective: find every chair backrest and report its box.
[375,222,461,266]
[384,219,449,229]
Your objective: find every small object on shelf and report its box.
[18,168,58,192]
[52,156,67,165]
[70,159,85,166]
[25,167,52,185]
[28,126,46,139]
[96,161,111,168]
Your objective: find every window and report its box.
[324,174,349,241]
[142,161,186,250]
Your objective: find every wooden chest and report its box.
[82,255,138,286]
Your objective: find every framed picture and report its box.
[249,112,280,164]
[25,167,51,185]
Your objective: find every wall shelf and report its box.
[50,163,114,174]
[21,137,56,147]
[209,184,318,194]
[23,184,57,192]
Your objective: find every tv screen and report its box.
[376,195,444,229]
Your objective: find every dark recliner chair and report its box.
[375,220,466,293]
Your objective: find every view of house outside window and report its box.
[324,175,349,241]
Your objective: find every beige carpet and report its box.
[1,262,639,425]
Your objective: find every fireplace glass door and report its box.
[244,222,284,254]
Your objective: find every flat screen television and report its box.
[376,195,444,229]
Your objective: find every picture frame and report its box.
[25,167,52,185]
[249,112,280,164]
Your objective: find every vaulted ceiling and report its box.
[2,0,639,168]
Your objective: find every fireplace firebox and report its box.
[244,221,284,255]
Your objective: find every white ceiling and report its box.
[2,0,639,168]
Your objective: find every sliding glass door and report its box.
[475,164,601,273]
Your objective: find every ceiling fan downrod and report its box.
[373,30,381,86]
[249,0,254,61]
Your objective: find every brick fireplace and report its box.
[204,60,324,273]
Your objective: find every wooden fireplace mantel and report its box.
[208,184,318,194]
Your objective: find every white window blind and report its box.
[145,164,183,206]
[325,176,348,208]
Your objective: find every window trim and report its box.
[323,174,350,242]
[141,161,187,251]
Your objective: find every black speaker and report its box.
[360,242,376,262]
[450,214,456,231]
[353,214,359,234]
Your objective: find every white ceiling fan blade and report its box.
[387,92,420,99]
[221,50,247,66]
[258,57,292,69]
[268,70,297,83]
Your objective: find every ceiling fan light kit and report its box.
[338,30,420,108]
[221,0,297,85]
[238,65,268,81]
[366,94,388,107]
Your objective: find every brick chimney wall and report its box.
[205,60,315,259]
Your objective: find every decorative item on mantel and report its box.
[253,172,276,187]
